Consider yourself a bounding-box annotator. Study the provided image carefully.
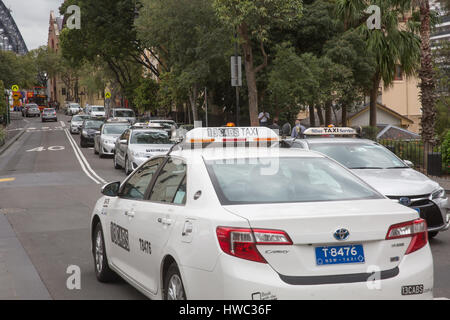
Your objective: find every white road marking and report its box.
[64,129,107,184]
[64,129,101,185]
[60,121,66,128]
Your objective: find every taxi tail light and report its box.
[385,219,428,254]
[216,227,292,263]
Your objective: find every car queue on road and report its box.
[61,105,446,300]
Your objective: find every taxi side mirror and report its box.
[101,181,120,197]
[403,160,414,168]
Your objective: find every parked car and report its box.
[113,127,174,175]
[69,114,90,134]
[94,121,130,157]
[88,105,106,118]
[108,108,136,124]
[281,127,450,238]
[67,103,82,116]
[80,119,104,148]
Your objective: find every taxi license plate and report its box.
[315,245,365,266]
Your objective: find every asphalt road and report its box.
[0,113,448,299]
[0,114,145,299]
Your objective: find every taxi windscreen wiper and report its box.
[386,166,409,169]
[349,166,383,169]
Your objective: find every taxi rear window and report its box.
[205,157,382,205]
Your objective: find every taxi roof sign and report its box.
[185,127,279,144]
[303,127,357,136]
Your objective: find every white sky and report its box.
[4,0,64,51]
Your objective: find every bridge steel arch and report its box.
[0,0,28,55]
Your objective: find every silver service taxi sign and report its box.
[303,127,357,136]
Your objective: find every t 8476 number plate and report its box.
[315,245,365,266]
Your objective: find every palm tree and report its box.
[414,0,437,173]
[336,0,421,127]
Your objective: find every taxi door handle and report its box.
[158,217,173,226]
[125,210,135,218]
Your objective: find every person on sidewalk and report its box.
[291,119,305,138]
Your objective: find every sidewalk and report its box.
[0,213,51,299]
[0,112,28,155]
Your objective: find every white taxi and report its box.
[90,127,433,300]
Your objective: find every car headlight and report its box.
[81,130,88,137]
[431,187,446,200]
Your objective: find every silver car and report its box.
[283,136,449,238]
[69,114,90,134]
[41,108,57,122]
[24,104,41,117]
[88,105,106,118]
[67,103,82,115]
[108,108,136,124]
[94,122,130,158]
[113,128,174,175]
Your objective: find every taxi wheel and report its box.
[164,263,186,300]
[114,153,122,169]
[93,223,117,283]
[125,157,131,175]
[428,231,438,239]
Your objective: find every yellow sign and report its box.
[12,85,19,92]
[105,92,111,99]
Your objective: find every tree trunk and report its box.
[369,72,381,127]
[316,105,325,126]
[419,0,437,174]
[325,100,332,126]
[189,84,199,123]
[238,23,268,127]
[342,105,347,126]
[309,105,315,127]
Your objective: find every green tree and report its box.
[60,0,152,102]
[214,0,303,126]
[336,0,421,127]
[133,77,160,114]
[136,0,233,122]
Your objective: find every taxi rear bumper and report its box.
[180,245,433,300]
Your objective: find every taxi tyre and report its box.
[164,263,186,300]
[125,156,131,175]
[113,152,122,169]
[80,138,88,148]
[428,231,438,239]
[93,222,118,283]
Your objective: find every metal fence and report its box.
[377,139,446,176]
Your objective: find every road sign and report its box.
[231,56,242,87]
[105,92,111,99]
[12,85,19,92]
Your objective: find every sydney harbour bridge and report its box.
[0,0,27,55]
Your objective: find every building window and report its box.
[394,65,403,81]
